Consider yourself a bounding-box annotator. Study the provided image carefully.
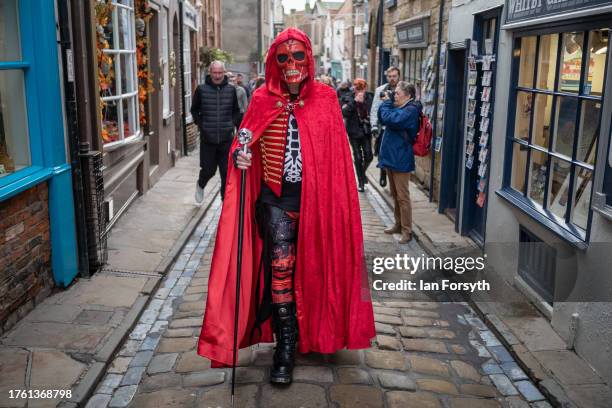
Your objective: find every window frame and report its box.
[99,0,141,148]
[183,26,193,124]
[402,48,425,97]
[499,19,611,246]
[0,0,68,200]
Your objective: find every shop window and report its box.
[98,0,140,146]
[183,27,193,123]
[0,0,30,178]
[162,7,170,117]
[507,29,609,236]
[402,48,425,98]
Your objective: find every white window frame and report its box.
[100,0,140,148]
[162,7,170,117]
[184,26,193,124]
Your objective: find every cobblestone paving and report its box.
[88,186,551,408]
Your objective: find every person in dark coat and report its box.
[378,81,421,243]
[190,60,241,202]
[341,78,374,192]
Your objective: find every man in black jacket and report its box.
[191,60,241,202]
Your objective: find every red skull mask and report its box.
[276,39,308,85]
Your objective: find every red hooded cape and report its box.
[197,28,375,366]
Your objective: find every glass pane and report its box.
[120,53,136,94]
[558,32,584,93]
[552,96,578,158]
[536,34,558,90]
[584,29,608,96]
[514,91,532,143]
[571,166,592,230]
[118,6,134,50]
[576,99,601,165]
[99,53,117,97]
[511,142,528,193]
[0,0,21,61]
[518,36,536,88]
[101,100,120,144]
[548,157,571,220]
[0,70,30,176]
[99,5,115,50]
[123,96,137,138]
[532,94,553,149]
[528,149,548,207]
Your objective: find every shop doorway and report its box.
[439,43,468,224]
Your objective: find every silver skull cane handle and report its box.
[237,128,253,155]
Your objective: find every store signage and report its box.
[505,0,611,25]
[183,1,198,30]
[396,18,429,49]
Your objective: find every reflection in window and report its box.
[511,142,528,193]
[577,100,601,165]
[514,91,532,142]
[585,29,608,96]
[558,32,583,93]
[553,96,577,158]
[0,0,22,61]
[571,166,592,230]
[518,36,536,88]
[532,94,553,149]
[536,34,558,90]
[528,149,548,207]
[548,157,571,221]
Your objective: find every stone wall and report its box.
[0,184,54,335]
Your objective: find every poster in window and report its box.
[479,147,488,162]
[468,70,478,85]
[481,87,491,102]
[468,99,477,113]
[466,155,474,170]
[467,113,476,128]
[485,38,494,56]
[468,85,477,99]
[468,56,477,71]
[482,55,492,71]
[434,136,443,152]
[480,102,490,117]
[467,141,475,156]
[467,128,476,142]
[478,162,487,177]
[480,117,490,132]
[440,45,447,67]
[482,71,492,87]
[478,177,487,192]
[479,132,489,148]
[470,40,479,57]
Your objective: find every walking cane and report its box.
[231,128,252,408]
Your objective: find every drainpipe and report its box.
[429,0,445,202]
[57,0,90,277]
[376,0,384,86]
[179,1,188,156]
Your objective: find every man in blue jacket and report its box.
[378,81,421,243]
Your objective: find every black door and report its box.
[439,45,467,225]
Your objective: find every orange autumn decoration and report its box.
[135,0,154,127]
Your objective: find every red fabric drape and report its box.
[197,28,375,367]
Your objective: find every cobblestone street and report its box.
[88,186,550,408]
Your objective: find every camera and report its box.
[380,90,395,100]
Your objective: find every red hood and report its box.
[265,28,316,98]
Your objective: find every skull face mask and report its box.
[276,39,308,85]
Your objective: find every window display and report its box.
[508,29,608,232]
[0,0,30,177]
[96,0,140,145]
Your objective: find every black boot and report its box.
[380,169,387,187]
[357,165,365,192]
[271,302,298,384]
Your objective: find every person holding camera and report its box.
[341,78,374,192]
[378,81,421,243]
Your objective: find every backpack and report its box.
[412,106,433,157]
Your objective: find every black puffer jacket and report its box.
[190,75,240,144]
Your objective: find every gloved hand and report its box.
[232,147,252,170]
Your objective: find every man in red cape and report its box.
[197,28,375,384]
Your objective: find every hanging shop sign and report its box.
[505,0,612,27]
[396,17,429,49]
[183,1,197,30]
